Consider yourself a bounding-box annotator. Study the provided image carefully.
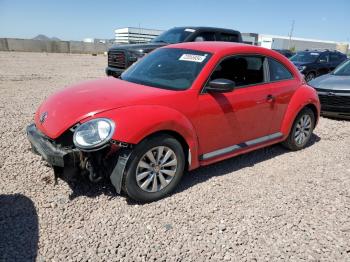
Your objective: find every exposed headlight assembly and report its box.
[73,118,115,150]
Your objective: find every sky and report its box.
[0,0,349,42]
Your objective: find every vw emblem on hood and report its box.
[39,111,48,124]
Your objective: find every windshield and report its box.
[290,52,320,63]
[332,60,350,76]
[151,28,194,44]
[121,48,212,90]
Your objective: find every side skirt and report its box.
[200,132,283,161]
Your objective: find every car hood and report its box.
[109,42,167,53]
[35,77,176,139]
[309,74,350,91]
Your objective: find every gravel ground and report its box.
[0,51,350,261]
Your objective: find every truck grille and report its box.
[318,94,350,113]
[108,50,126,69]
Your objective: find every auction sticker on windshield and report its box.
[179,54,207,63]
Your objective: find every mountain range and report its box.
[32,34,61,41]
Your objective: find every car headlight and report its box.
[298,66,306,71]
[73,118,115,149]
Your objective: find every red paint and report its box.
[34,42,320,170]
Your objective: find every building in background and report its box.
[83,38,114,44]
[114,27,164,44]
[242,33,349,54]
[113,27,349,54]
[257,34,339,51]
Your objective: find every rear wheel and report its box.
[282,107,315,151]
[123,135,185,202]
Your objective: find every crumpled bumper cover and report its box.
[26,124,80,167]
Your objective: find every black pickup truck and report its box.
[106,26,242,77]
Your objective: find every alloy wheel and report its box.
[136,146,178,193]
[294,114,312,145]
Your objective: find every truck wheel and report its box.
[123,135,185,202]
[282,107,315,151]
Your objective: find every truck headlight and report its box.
[128,50,145,62]
[73,118,115,149]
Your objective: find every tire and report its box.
[305,72,315,82]
[282,107,315,151]
[122,134,185,202]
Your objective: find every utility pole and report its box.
[288,20,295,50]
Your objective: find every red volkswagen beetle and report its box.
[27,42,320,202]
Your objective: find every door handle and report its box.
[266,94,275,102]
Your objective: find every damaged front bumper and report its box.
[26,124,80,167]
[26,124,131,194]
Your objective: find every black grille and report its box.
[108,50,126,69]
[318,94,350,113]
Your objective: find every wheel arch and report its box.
[280,86,320,137]
[139,130,191,171]
[306,70,317,75]
[94,105,200,170]
[304,103,319,127]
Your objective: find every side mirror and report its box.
[206,79,235,93]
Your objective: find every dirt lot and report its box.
[0,51,349,261]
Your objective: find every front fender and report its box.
[281,85,320,136]
[94,105,200,170]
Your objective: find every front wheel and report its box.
[305,72,315,82]
[282,107,315,151]
[122,135,185,202]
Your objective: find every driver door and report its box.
[194,55,275,158]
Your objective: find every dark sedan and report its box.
[309,59,350,119]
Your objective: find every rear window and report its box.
[151,28,193,44]
[268,58,293,81]
[195,32,216,41]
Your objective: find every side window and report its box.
[194,32,216,41]
[329,53,340,62]
[268,58,293,81]
[208,56,265,87]
[318,53,329,63]
[219,33,239,42]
